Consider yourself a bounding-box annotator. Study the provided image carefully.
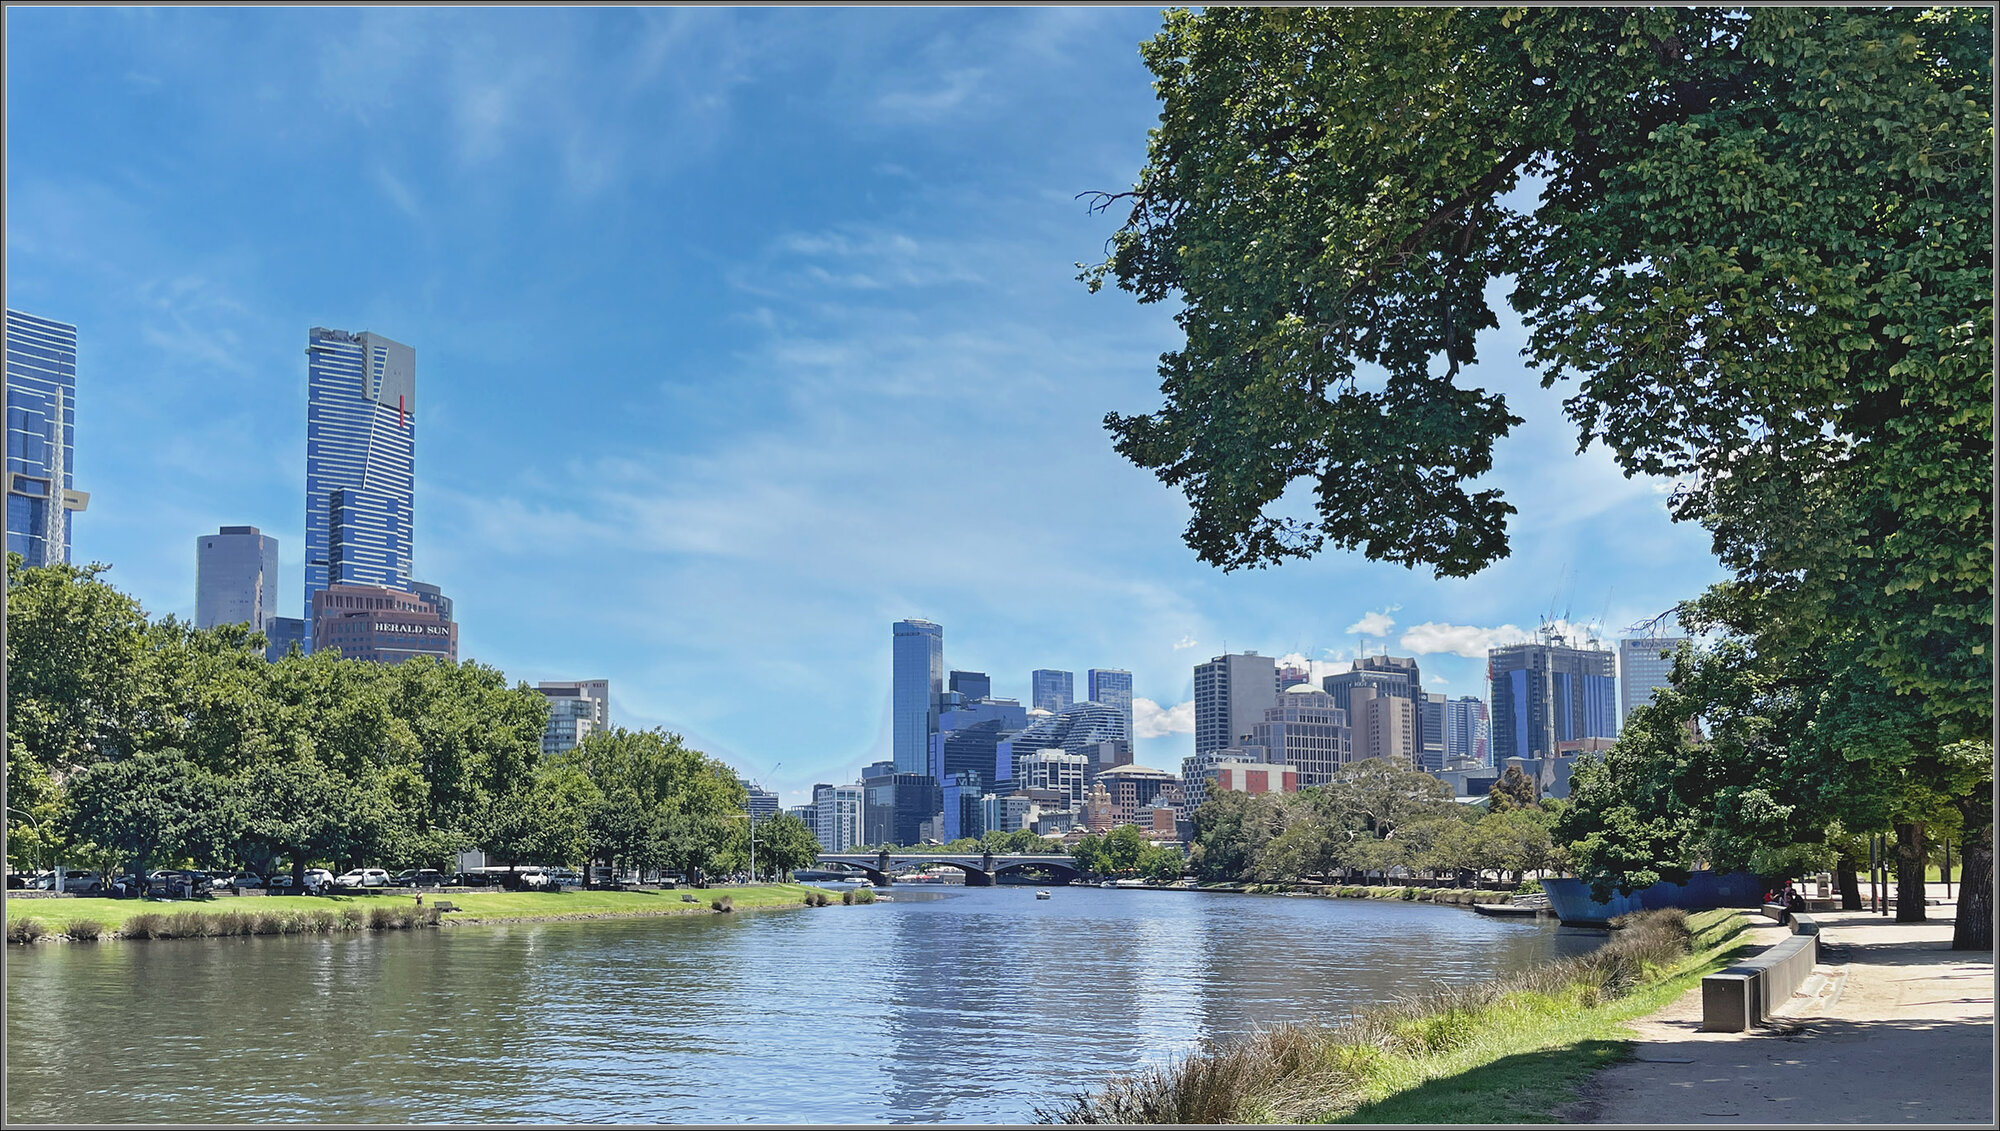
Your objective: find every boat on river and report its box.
[1035,890,1051,900]
[1471,902,1541,918]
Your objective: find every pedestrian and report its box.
[415,892,423,909]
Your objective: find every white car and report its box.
[334,868,391,888]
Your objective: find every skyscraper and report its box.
[1489,641,1617,787]
[1194,651,1280,756]
[1087,668,1134,750]
[304,327,415,651]
[1417,692,1448,771]
[5,309,88,567]
[892,619,944,774]
[1030,669,1074,713]
[948,670,991,701]
[1246,685,1350,787]
[1443,695,1491,766]
[1619,636,1689,724]
[196,526,279,632]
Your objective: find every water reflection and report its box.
[8,888,1598,1124]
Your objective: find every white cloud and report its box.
[1344,608,1398,636]
[1132,697,1194,738]
[1173,635,1198,650]
[1397,618,1602,659]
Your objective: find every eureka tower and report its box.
[303,327,415,651]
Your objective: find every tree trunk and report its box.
[1952,793,1992,951]
[1894,822,1928,922]
[1835,850,1863,910]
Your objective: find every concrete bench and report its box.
[1703,912,1819,1031]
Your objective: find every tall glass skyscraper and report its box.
[304,327,415,650]
[1088,668,1134,749]
[5,310,88,567]
[892,619,944,774]
[196,526,279,631]
[1030,669,1074,713]
[1619,637,1689,724]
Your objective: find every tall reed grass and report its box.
[1038,909,1694,1125]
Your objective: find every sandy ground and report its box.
[1563,887,1994,1125]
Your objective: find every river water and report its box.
[7,886,1601,1124]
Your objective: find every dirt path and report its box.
[1565,897,1994,1125]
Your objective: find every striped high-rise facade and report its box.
[304,327,415,650]
[5,310,88,567]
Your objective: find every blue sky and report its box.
[6,7,1725,805]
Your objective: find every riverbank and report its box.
[1039,907,1759,1124]
[4,883,849,941]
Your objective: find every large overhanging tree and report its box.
[1086,7,1991,946]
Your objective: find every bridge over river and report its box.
[815,850,1082,886]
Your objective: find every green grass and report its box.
[1330,908,1759,1124]
[1040,908,1761,1126]
[6,883,850,936]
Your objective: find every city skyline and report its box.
[3,7,1727,804]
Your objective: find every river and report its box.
[6,886,1602,1124]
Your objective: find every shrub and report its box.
[367,906,397,929]
[214,909,253,936]
[853,888,875,904]
[711,896,734,912]
[122,913,167,940]
[841,889,855,905]
[166,911,212,938]
[252,911,286,935]
[803,893,817,906]
[8,918,49,945]
[305,909,339,933]
[339,906,366,930]
[65,918,105,941]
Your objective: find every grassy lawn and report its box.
[6,883,849,935]
[1330,908,1761,1124]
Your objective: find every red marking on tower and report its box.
[399,395,406,427]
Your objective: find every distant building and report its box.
[535,680,610,756]
[1215,762,1299,795]
[744,781,780,825]
[981,792,1035,836]
[1278,663,1313,690]
[1246,686,1350,788]
[999,700,1128,781]
[1489,640,1618,790]
[948,670,991,701]
[196,526,279,632]
[942,771,986,841]
[813,783,865,853]
[1030,669,1074,714]
[1180,744,1267,816]
[1443,696,1491,767]
[893,619,945,775]
[309,581,457,664]
[1347,685,1417,767]
[1087,668,1134,752]
[1080,781,1116,832]
[1013,749,1088,810]
[304,327,416,652]
[1619,637,1689,724]
[1093,764,1178,827]
[1417,692,1447,772]
[863,762,939,847]
[5,309,89,567]
[1193,651,1279,756]
[263,616,306,662]
[930,697,1027,791]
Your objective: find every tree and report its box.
[1487,764,1538,812]
[6,555,150,836]
[66,748,236,882]
[1088,5,1992,947]
[755,812,822,881]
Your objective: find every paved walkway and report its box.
[1566,891,1994,1125]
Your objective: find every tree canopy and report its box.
[1089,4,1991,946]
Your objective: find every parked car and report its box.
[334,868,391,889]
[392,869,447,888]
[229,872,265,890]
[47,871,104,894]
[267,873,299,892]
[547,868,582,890]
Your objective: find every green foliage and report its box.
[1486,764,1537,813]
[66,747,237,879]
[754,812,823,880]
[1193,759,1470,885]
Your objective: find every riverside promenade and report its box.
[1566,888,1994,1125]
